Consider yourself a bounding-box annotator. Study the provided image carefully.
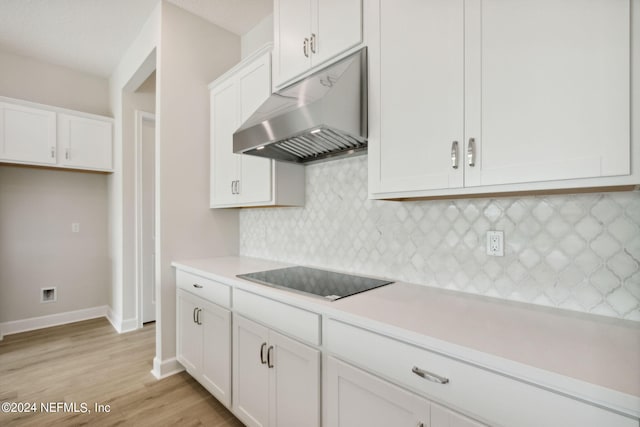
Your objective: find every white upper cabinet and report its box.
[465,0,630,188]
[58,113,113,171]
[209,46,305,208]
[369,0,465,195]
[211,76,242,207]
[237,54,275,204]
[369,0,634,199]
[0,97,113,172]
[273,0,362,88]
[0,102,57,165]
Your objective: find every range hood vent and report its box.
[233,48,367,165]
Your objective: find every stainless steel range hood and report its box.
[233,48,367,164]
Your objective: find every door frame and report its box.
[134,109,157,329]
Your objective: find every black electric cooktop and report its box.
[237,266,393,301]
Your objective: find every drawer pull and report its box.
[267,345,274,368]
[260,342,267,364]
[412,366,449,384]
[193,283,203,289]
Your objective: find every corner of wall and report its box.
[241,13,274,59]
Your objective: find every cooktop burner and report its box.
[237,266,393,301]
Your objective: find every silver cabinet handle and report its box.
[193,283,203,289]
[310,33,317,54]
[65,148,70,160]
[196,308,202,325]
[192,307,198,324]
[51,147,55,158]
[260,342,267,364]
[411,366,449,384]
[467,137,476,167]
[451,141,459,169]
[231,180,240,194]
[303,38,309,58]
[267,345,274,368]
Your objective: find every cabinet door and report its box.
[58,114,112,170]
[274,0,312,85]
[370,0,464,195]
[312,0,362,66]
[176,290,202,374]
[268,330,320,427]
[0,102,56,165]
[326,357,430,427]
[431,403,485,427]
[237,52,273,205]
[210,78,240,207]
[464,0,630,187]
[200,300,231,408]
[233,315,270,427]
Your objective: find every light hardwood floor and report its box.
[0,318,244,426]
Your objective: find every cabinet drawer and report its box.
[176,270,231,308]
[326,319,636,427]
[234,289,321,345]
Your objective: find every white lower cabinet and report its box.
[233,314,320,427]
[326,356,430,427]
[431,403,485,427]
[326,319,637,427]
[176,289,231,407]
[326,356,482,427]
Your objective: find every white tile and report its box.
[590,233,621,259]
[575,216,602,241]
[532,200,554,223]
[591,197,622,225]
[239,156,640,321]
[606,287,638,316]
[590,268,620,295]
[607,216,637,244]
[572,283,602,310]
[607,251,638,279]
[545,250,570,272]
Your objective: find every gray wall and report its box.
[0,50,111,323]
[155,1,240,362]
[0,166,109,322]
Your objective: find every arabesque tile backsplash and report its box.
[240,155,640,321]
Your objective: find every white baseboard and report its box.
[106,308,139,334]
[151,356,184,379]
[0,305,109,340]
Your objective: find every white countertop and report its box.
[172,256,640,415]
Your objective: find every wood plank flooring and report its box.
[0,318,244,426]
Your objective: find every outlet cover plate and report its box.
[487,231,504,256]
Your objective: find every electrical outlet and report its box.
[72,223,80,233]
[486,231,504,256]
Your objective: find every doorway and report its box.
[136,110,156,325]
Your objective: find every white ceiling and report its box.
[0,0,272,78]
